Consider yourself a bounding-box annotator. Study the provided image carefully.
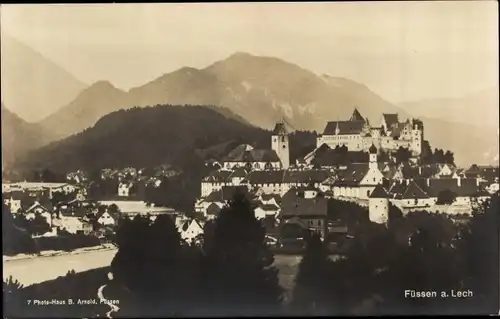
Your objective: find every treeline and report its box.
[291,195,498,315]
[422,140,455,165]
[4,193,499,316]
[13,105,273,173]
[2,203,101,255]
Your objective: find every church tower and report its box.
[272,121,290,169]
[369,143,378,170]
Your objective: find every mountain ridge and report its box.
[4,48,497,167]
[0,35,87,122]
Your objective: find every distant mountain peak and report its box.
[1,35,87,122]
[228,51,254,58]
[88,80,116,90]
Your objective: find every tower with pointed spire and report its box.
[369,143,378,169]
[271,120,290,169]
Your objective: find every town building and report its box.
[279,186,328,238]
[316,109,424,157]
[368,177,491,222]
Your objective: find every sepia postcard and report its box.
[2,2,499,317]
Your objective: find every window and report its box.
[283,145,286,149]
[367,190,370,196]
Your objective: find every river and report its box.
[3,249,118,287]
[3,248,311,292]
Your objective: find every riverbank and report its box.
[3,243,117,262]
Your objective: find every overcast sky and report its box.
[1,2,498,103]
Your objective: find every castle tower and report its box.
[272,121,290,169]
[368,184,390,225]
[410,119,424,156]
[369,143,378,170]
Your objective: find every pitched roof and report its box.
[280,196,328,218]
[96,210,120,221]
[229,167,249,178]
[401,181,430,199]
[272,122,288,135]
[383,113,399,128]
[310,148,369,167]
[205,186,249,202]
[350,108,365,122]
[414,178,487,197]
[202,170,233,182]
[26,202,50,213]
[323,120,365,135]
[261,193,282,203]
[245,169,331,185]
[369,184,390,198]
[387,178,487,199]
[332,163,370,186]
[206,202,222,216]
[224,144,280,162]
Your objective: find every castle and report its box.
[197,109,489,230]
[316,109,424,157]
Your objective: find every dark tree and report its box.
[377,150,390,163]
[327,199,370,230]
[434,148,445,164]
[375,211,461,315]
[111,214,193,316]
[291,234,336,315]
[436,189,457,205]
[200,192,283,315]
[444,150,455,165]
[456,194,499,314]
[394,147,411,164]
[3,204,38,255]
[29,213,52,236]
[421,140,434,164]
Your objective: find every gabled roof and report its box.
[323,120,365,135]
[224,144,280,163]
[245,169,331,185]
[401,181,430,199]
[332,163,370,186]
[261,193,282,203]
[280,196,328,218]
[96,210,120,221]
[350,108,365,122]
[229,167,248,179]
[369,184,390,198]
[387,178,488,199]
[202,170,233,182]
[414,178,487,197]
[272,122,288,135]
[26,202,50,213]
[382,113,399,128]
[205,186,249,202]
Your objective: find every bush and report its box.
[436,190,457,205]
